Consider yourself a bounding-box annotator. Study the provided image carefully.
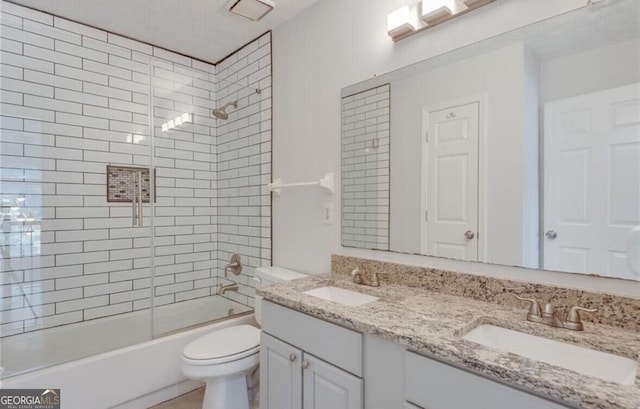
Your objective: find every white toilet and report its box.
[182,266,306,409]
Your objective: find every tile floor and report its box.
[150,388,204,409]
[149,388,260,409]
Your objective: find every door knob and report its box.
[289,353,297,362]
[546,230,557,240]
[464,230,475,240]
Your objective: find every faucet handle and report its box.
[350,268,363,284]
[543,302,557,315]
[563,306,598,331]
[515,295,543,321]
[370,271,380,286]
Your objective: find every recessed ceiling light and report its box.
[228,0,275,22]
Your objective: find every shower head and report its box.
[212,101,239,120]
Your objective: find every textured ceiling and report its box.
[6,0,322,63]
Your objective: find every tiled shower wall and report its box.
[215,32,272,308]
[0,1,272,337]
[341,84,390,250]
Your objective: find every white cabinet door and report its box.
[405,351,568,409]
[302,353,363,409]
[544,82,640,278]
[423,101,480,261]
[260,333,303,409]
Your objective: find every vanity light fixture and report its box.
[462,0,491,7]
[387,5,417,40]
[228,0,275,22]
[388,0,498,41]
[421,0,455,24]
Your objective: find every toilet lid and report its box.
[183,325,260,362]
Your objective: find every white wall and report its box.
[271,0,640,295]
[540,38,640,104]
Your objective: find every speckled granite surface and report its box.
[259,275,640,409]
[332,255,640,332]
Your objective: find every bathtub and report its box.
[1,297,255,409]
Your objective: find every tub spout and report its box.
[218,283,239,295]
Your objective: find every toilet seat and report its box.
[183,325,260,366]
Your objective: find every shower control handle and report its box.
[289,353,297,362]
[224,254,243,278]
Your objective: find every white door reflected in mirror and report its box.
[543,83,640,279]
[422,100,479,261]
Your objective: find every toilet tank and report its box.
[254,266,306,325]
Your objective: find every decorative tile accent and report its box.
[106,165,150,203]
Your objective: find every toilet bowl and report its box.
[181,266,306,409]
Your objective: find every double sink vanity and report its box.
[258,256,640,409]
[260,2,640,407]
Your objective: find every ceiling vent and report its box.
[228,0,275,21]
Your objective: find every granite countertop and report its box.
[258,274,640,409]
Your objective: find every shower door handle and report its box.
[131,171,143,227]
[137,170,143,227]
[131,171,138,227]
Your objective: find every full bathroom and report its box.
[0,0,639,408]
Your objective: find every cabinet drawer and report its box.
[262,301,363,376]
[405,351,568,409]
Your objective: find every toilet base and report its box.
[202,373,251,409]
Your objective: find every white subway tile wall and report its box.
[0,1,272,337]
[214,32,272,308]
[341,84,390,250]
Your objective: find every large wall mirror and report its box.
[341,0,640,281]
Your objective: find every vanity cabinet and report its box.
[260,301,569,409]
[361,334,570,409]
[260,301,363,409]
[260,333,302,409]
[404,351,569,409]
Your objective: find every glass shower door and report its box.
[0,60,153,377]
[149,61,252,337]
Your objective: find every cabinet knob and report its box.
[301,360,309,370]
[464,230,475,240]
[545,230,557,240]
[289,353,297,362]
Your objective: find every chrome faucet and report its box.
[515,295,597,331]
[350,268,380,287]
[218,282,239,295]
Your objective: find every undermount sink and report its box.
[462,324,638,385]
[303,286,379,306]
